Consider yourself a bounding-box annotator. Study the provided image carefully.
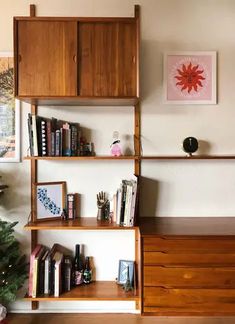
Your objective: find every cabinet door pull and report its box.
[73,55,77,63]
[18,54,22,62]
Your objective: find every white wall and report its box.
[1,0,235,313]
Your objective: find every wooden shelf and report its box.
[141,155,235,160]
[16,96,139,106]
[24,218,137,230]
[24,156,139,161]
[24,281,139,301]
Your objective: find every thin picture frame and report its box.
[117,260,135,286]
[0,52,20,162]
[35,181,66,221]
[163,51,217,105]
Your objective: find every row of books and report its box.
[112,176,138,227]
[29,243,73,298]
[27,114,94,157]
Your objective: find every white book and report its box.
[54,252,63,297]
[31,115,38,156]
[124,183,133,227]
[130,179,138,227]
[44,256,49,294]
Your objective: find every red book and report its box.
[28,244,42,297]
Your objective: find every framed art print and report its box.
[163,51,217,104]
[117,260,135,286]
[35,182,66,221]
[0,52,20,162]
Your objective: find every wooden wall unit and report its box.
[15,4,141,311]
[140,217,235,316]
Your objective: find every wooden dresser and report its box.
[140,217,235,316]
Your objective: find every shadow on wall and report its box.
[139,176,159,217]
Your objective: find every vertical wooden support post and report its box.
[134,5,141,312]
[31,104,38,310]
[29,5,38,310]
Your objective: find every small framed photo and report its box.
[163,51,217,104]
[0,52,20,162]
[117,260,135,286]
[35,182,66,221]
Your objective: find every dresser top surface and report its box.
[139,217,235,237]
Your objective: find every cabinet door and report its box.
[17,20,77,96]
[78,22,137,97]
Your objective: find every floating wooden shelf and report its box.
[141,155,235,160]
[24,156,139,161]
[24,281,139,301]
[24,217,137,230]
[24,155,235,161]
[16,96,139,106]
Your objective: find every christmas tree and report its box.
[0,219,28,307]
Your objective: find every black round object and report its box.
[183,137,198,154]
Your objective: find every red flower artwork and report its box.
[174,62,205,93]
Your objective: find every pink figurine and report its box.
[110,131,122,157]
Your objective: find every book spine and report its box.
[51,132,55,156]
[120,182,127,225]
[31,115,38,156]
[130,181,138,227]
[32,258,39,298]
[71,125,78,156]
[63,258,72,292]
[44,258,49,294]
[55,130,61,156]
[36,117,42,156]
[28,245,41,297]
[27,113,34,156]
[62,128,72,156]
[46,120,52,156]
[41,119,47,156]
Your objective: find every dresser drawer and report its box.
[143,237,235,252]
[143,287,235,314]
[144,266,235,288]
[144,251,235,266]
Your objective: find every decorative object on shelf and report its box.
[35,181,66,221]
[0,52,20,162]
[96,191,109,221]
[83,256,92,284]
[117,260,135,288]
[122,265,133,292]
[182,137,199,156]
[80,137,95,156]
[73,244,83,286]
[110,131,122,157]
[66,193,79,220]
[163,51,217,104]
[0,219,27,308]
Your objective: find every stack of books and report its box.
[28,244,73,298]
[112,176,138,227]
[27,114,94,157]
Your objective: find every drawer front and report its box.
[143,237,235,252]
[144,266,235,288]
[144,251,235,266]
[143,287,235,314]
